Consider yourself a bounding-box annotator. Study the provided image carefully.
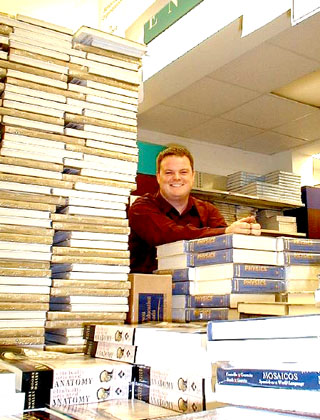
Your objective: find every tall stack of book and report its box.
[0,13,76,347]
[156,233,285,322]
[257,209,298,234]
[84,322,220,414]
[47,27,146,350]
[207,314,320,416]
[0,13,147,350]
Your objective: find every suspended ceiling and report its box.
[137,10,320,155]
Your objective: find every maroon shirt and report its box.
[128,191,228,273]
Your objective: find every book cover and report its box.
[207,314,320,341]
[281,252,320,265]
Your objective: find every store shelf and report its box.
[192,187,304,210]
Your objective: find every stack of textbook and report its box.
[207,314,320,416]
[0,346,133,410]
[84,322,220,414]
[0,364,25,415]
[156,233,285,322]
[237,237,320,317]
[0,12,146,349]
[0,13,74,347]
[47,27,146,349]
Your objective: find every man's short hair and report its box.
[156,145,194,173]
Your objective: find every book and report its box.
[127,274,172,324]
[237,302,290,316]
[156,263,285,281]
[207,314,320,340]
[83,324,136,344]
[277,237,320,252]
[49,303,129,312]
[50,296,128,304]
[280,252,320,265]
[133,382,204,413]
[172,278,285,295]
[157,249,278,270]
[172,295,230,309]
[85,340,137,364]
[157,234,277,258]
[284,264,320,280]
[172,308,238,322]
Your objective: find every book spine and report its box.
[50,381,130,407]
[232,278,286,293]
[172,268,191,281]
[137,292,165,323]
[282,252,320,265]
[192,249,233,266]
[280,238,320,253]
[133,383,204,413]
[234,264,285,279]
[188,235,230,252]
[172,282,190,295]
[217,366,320,390]
[185,308,229,322]
[83,324,135,344]
[132,365,205,397]
[181,295,230,308]
[85,340,137,363]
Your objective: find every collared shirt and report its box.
[128,191,228,273]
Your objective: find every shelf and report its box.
[192,188,304,210]
[261,229,306,238]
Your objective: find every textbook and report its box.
[207,314,320,340]
[172,278,285,295]
[156,234,277,258]
[83,324,136,344]
[85,340,137,364]
[172,308,238,323]
[156,263,285,281]
[281,251,320,265]
[172,295,230,309]
[277,237,320,253]
[157,249,278,270]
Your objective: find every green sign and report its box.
[144,0,204,44]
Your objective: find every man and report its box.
[129,146,261,273]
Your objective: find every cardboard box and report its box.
[127,274,172,324]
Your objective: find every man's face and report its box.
[156,155,195,203]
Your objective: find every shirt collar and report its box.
[155,191,197,215]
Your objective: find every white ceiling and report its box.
[137,11,320,155]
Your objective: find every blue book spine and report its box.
[172,282,191,295]
[138,293,164,322]
[233,264,285,279]
[281,238,320,253]
[217,366,320,390]
[192,249,233,266]
[171,268,191,281]
[185,308,229,322]
[188,235,231,252]
[231,278,286,293]
[283,252,320,265]
[182,295,230,308]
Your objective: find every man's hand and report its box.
[225,216,261,236]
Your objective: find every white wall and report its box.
[138,129,275,177]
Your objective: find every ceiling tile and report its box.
[220,94,317,129]
[233,131,307,155]
[182,117,263,146]
[269,11,320,62]
[137,104,211,137]
[162,77,261,116]
[208,42,320,93]
[272,111,320,141]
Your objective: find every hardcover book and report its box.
[127,274,172,324]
